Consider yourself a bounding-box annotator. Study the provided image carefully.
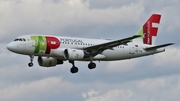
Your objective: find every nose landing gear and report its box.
[28,55,34,67]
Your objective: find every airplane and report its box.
[7,14,174,74]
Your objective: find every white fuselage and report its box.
[7,35,165,61]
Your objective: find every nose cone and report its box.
[7,42,15,52]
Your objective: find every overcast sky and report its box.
[0,0,180,101]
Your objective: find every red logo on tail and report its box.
[143,14,161,45]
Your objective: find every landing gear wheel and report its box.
[88,62,96,69]
[28,55,34,67]
[28,63,33,67]
[70,67,79,74]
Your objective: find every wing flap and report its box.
[144,43,174,51]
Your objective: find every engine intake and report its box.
[38,56,63,67]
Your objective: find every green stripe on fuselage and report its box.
[31,36,47,53]
[39,36,47,52]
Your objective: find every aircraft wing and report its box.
[83,35,141,55]
[144,43,174,51]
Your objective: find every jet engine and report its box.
[64,49,85,60]
[38,56,63,67]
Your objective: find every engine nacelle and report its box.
[38,56,63,67]
[64,49,85,60]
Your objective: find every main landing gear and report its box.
[88,62,96,69]
[69,60,96,74]
[69,61,78,74]
[88,57,96,70]
[28,55,34,67]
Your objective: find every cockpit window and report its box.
[19,39,22,41]
[14,39,19,41]
[14,38,26,42]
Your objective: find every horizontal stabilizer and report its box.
[144,43,174,51]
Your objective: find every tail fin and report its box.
[134,14,161,45]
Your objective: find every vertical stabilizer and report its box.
[134,14,161,45]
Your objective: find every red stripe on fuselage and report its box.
[45,36,60,54]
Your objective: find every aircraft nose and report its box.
[7,42,14,51]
